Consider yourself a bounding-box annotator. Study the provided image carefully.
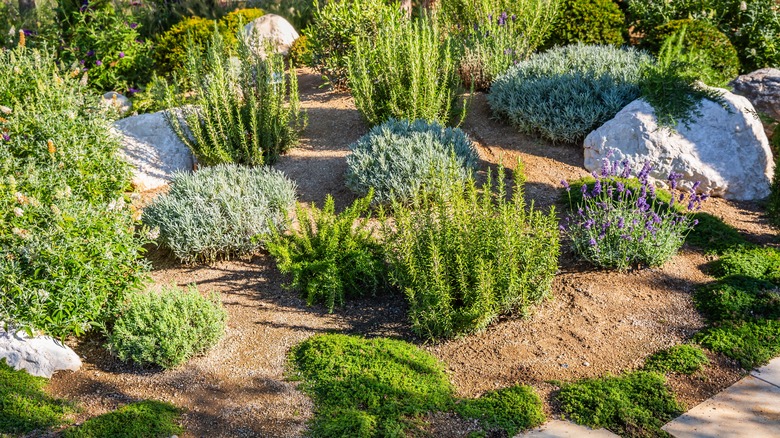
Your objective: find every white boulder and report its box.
[102,91,132,115]
[243,14,299,58]
[1,326,81,378]
[583,89,774,201]
[113,111,195,192]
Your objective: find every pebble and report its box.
[583,361,590,367]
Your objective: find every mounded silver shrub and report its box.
[143,164,296,263]
[488,44,651,143]
[345,118,480,203]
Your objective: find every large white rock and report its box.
[113,111,195,192]
[1,327,81,378]
[243,14,299,58]
[583,89,774,201]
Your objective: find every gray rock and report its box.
[113,111,195,192]
[243,14,299,58]
[102,91,133,115]
[730,68,780,123]
[0,326,81,378]
[583,88,774,201]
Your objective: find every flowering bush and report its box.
[562,159,706,270]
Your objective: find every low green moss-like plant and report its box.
[455,386,546,436]
[557,371,683,437]
[290,334,454,437]
[696,320,780,370]
[106,286,227,369]
[143,164,296,263]
[547,0,625,47]
[268,191,387,312]
[0,359,73,435]
[644,345,709,375]
[345,118,479,204]
[63,400,182,438]
[712,247,780,283]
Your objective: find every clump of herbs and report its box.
[644,345,709,375]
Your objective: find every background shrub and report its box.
[644,345,709,375]
[0,359,72,435]
[345,118,479,204]
[348,14,462,126]
[766,126,780,226]
[268,192,387,312]
[153,16,217,75]
[143,164,296,263]
[218,7,266,49]
[0,46,147,338]
[63,400,182,438]
[287,34,312,67]
[547,0,625,47]
[385,164,560,339]
[106,286,227,369]
[130,0,232,39]
[488,44,649,143]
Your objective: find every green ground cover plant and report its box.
[547,0,625,47]
[106,285,227,369]
[0,359,73,435]
[385,163,559,339]
[62,400,182,438]
[644,345,709,375]
[143,164,296,263]
[345,118,479,204]
[268,191,387,312]
[455,385,546,436]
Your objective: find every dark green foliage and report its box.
[695,320,780,370]
[289,334,454,437]
[767,128,780,226]
[62,400,182,438]
[455,386,546,436]
[0,359,72,434]
[267,192,388,312]
[218,8,266,48]
[288,34,312,67]
[713,247,780,283]
[153,16,217,76]
[644,345,709,375]
[386,164,560,339]
[106,286,227,369]
[557,371,683,437]
[548,0,625,47]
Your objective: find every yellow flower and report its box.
[18,30,25,48]
[47,139,56,154]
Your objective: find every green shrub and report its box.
[0,46,147,338]
[288,34,312,67]
[290,334,454,437]
[348,14,462,126]
[767,127,780,226]
[268,192,387,312]
[308,0,402,87]
[218,7,265,48]
[63,400,182,438]
[455,386,546,436]
[0,359,72,435]
[439,0,560,40]
[713,247,780,283]
[489,44,649,143]
[345,118,479,204]
[143,164,296,263]
[262,0,325,31]
[153,16,217,75]
[165,27,303,166]
[696,320,780,370]
[557,371,683,437]
[132,0,232,39]
[106,286,227,369]
[644,345,709,375]
[547,0,625,47]
[385,164,560,339]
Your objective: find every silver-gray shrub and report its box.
[345,118,479,204]
[488,44,651,143]
[143,164,297,263]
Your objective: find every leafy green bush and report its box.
[218,8,266,49]
[143,164,296,263]
[767,128,780,226]
[165,27,303,166]
[106,286,227,369]
[345,118,479,204]
[644,345,709,374]
[268,192,387,312]
[439,0,560,39]
[455,386,546,436]
[348,14,462,126]
[0,46,147,338]
[288,34,312,67]
[547,0,625,47]
[489,44,649,143]
[262,0,325,31]
[63,400,182,438]
[385,164,559,339]
[290,334,454,437]
[308,0,402,87]
[557,371,683,437]
[153,16,216,75]
[131,0,231,39]
[0,359,72,435]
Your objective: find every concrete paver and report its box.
[517,420,618,437]
[662,376,780,438]
[752,356,780,388]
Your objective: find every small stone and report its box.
[583,361,591,367]
[561,363,569,368]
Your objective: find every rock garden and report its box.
[1,0,779,437]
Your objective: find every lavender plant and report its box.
[562,159,707,270]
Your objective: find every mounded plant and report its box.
[143,164,296,263]
[106,285,227,369]
[547,0,625,47]
[218,8,265,48]
[385,163,560,339]
[153,16,216,76]
[0,359,72,435]
[644,345,709,375]
[62,400,182,438]
[455,385,546,436]
[345,118,479,204]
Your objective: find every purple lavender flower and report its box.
[127,87,139,95]
[638,162,652,182]
[561,180,570,191]
[621,159,631,178]
[130,22,139,29]
[118,52,125,58]
[668,172,682,190]
[498,12,508,25]
[511,14,517,21]
[616,181,625,193]
[592,179,602,196]
[95,60,102,66]
[589,238,597,247]
[22,29,33,36]
[2,133,10,141]
[618,217,625,229]
[87,50,95,57]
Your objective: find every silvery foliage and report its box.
[345,118,480,204]
[143,164,297,263]
[489,44,652,143]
